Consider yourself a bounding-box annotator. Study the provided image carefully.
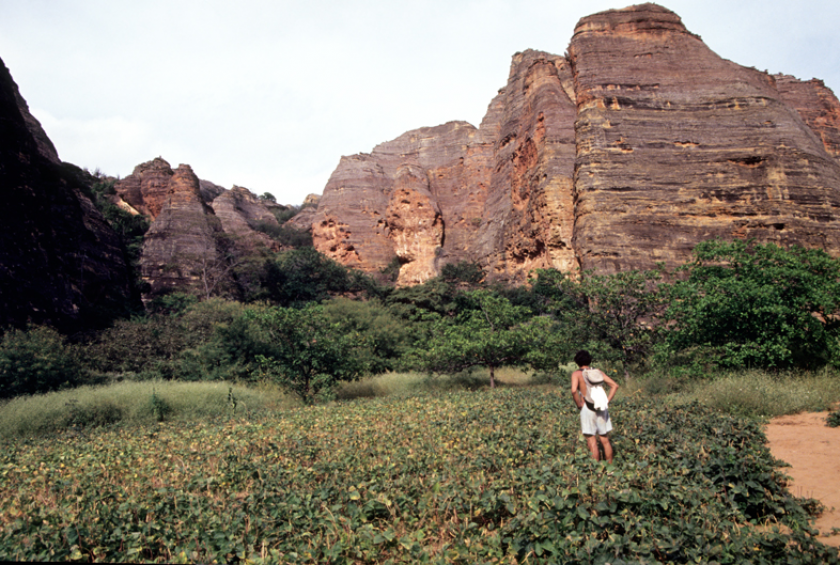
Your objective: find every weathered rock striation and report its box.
[570,3,840,274]
[115,158,288,297]
[0,56,131,330]
[309,3,840,282]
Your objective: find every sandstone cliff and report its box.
[309,3,840,283]
[115,158,288,297]
[0,56,132,330]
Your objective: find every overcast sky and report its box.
[1,0,838,205]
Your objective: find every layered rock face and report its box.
[313,49,580,285]
[116,158,286,296]
[310,3,840,282]
[0,56,131,330]
[570,3,840,274]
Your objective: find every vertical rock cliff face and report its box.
[477,50,578,280]
[313,50,580,285]
[138,164,226,297]
[0,57,131,330]
[313,121,492,285]
[309,3,840,282]
[210,185,280,254]
[116,158,285,297]
[569,3,840,274]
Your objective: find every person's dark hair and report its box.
[574,350,592,367]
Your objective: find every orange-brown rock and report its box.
[309,3,840,282]
[313,49,580,285]
[139,164,226,296]
[119,157,285,297]
[210,185,280,253]
[114,158,174,220]
[774,74,840,161]
[286,194,320,232]
[569,3,840,274]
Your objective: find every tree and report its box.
[531,268,666,377]
[663,239,840,370]
[246,304,364,403]
[259,247,353,307]
[420,290,535,388]
[321,297,412,374]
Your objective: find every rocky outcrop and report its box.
[286,194,320,231]
[0,56,131,331]
[115,158,175,220]
[118,158,289,297]
[210,185,280,253]
[313,120,493,285]
[569,3,840,274]
[775,74,840,162]
[139,164,227,297]
[309,3,840,282]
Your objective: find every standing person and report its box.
[570,350,619,463]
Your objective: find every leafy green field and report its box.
[1,389,837,564]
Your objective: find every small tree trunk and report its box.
[489,365,496,389]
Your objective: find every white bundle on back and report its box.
[583,368,610,410]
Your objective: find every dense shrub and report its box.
[663,240,840,370]
[0,326,87,398]
[258,247,358,307]
[246,304,365,403]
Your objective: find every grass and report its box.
[4,365,839,440]
[655,368,840,419]
[0,380,295,440]
[335,366,546,400]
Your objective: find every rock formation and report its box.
[115,158,287,297]
[309,3,840,283]
[0,56,132,331]
[569,3,840,274]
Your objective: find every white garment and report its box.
[583,368,610,410]
[590,385,610,410]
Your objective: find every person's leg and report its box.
[598,435,613,463]
[585,434,600,460]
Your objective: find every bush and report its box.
[663,240,840,370]
[0,326,87,398]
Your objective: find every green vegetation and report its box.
[0,380,292,439]
[3,238,840,562]
[0,326,86,398]
[664,239,840,371]
[247,304,365,404]
[654,369,840,419]
[1,390,837,563]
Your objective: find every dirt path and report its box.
[766,411,840,547]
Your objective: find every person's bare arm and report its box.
[570,370,584,409]
[602,372,619,403]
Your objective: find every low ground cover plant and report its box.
[0,389,836,564]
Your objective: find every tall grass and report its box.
[335,367,547,400]
[659,368,840,419]
[0,380,295,439]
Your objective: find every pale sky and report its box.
[1,0,838,205]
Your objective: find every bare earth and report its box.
[766,411,840,548]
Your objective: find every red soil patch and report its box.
[766,411,840,548]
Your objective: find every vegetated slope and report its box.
[0,56,132,331]
[0,389,836,564]
[309,3,840,285]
